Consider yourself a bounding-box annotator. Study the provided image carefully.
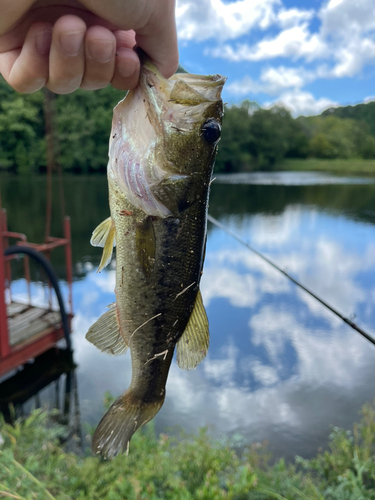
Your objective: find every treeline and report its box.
[0,77,124,174]
[215,101,375,172]
[1,75,375,175]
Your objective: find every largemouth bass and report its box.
[86,52,226,459]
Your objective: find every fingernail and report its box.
[59,32,84,57]
[35,30,52,56]
[117,56,137,78]
[88,40,114,64]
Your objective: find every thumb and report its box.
[135,2,179,79]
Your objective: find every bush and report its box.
[2,402,375,499]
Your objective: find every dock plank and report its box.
[7,304,62,347]
[10,312,61,346]
[8,307,47,334]
[7,302,29,318]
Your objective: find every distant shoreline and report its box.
[274,158,375,176]
[1,158,375,177]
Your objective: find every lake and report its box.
[1,171,375,460]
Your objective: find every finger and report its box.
[47,15,86,94]
[80,26,116,90]
[135,0,179,79]
[111,46,140,91]
[0,22,52,93]
[110,30,139,91]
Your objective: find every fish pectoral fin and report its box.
[90,217,116,272]
[135,216,156,278]
[85,303,128,356]
[177,289,209,370]
[90,217,116,247]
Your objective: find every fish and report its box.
[85,50,226,459]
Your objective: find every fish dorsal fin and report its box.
[177,290,209,370]
[90,217,116,272]
[85,303,128,356]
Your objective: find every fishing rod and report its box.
[207,213,375,347]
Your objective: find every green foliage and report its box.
[297,115,375,160]
[2,402,375,499]
[56,87,124,174]
[215,102,308,173]
[322,102,375,137]
[0,79,45,173]
[3,73,375,175]
[0,77,124,175]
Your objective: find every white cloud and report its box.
[331,36,375,78]
[260,66,311,92]
[176,0,280,41]
[204,0,375,108]
[227,64,332,96]
[209,24,327,62]
[320,0,375,38]
[177,0,317,45]
[201,267,258,307]
[265,89,337,116]
[277,8,314,28]
[226,75,262,95]
[203,344,238,383]
[251,359,279,385]
[251,207,302,246]
[89,268,116,294]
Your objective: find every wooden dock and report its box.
[7,302,62,349]
[0,209,73,378]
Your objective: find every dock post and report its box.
[0,214,10,358]
[64,216,73,319]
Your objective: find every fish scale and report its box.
[86,50,226,458]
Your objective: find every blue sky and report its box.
[176,0,375,116]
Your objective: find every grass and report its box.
[1,402,375,499]
[277,158,375,176]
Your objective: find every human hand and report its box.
[0,0,178,94]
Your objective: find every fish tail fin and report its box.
[92,389,165,459]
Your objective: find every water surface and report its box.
[1,172,375,460]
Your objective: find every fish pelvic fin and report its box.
[85,303,128,356]
[90,217,116,272]
[92,390,165,459]
[177,289,209,370]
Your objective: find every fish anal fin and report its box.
[177,289,209,370]
[85,303,128,356]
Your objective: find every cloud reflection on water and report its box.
[58,198,375,459]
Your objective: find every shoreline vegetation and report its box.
[2,402,375,499]
[278,158,375,176]
[1,77,375,177]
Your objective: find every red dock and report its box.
[0,208,73,378]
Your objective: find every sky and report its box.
[176,0,375,116]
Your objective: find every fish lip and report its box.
[137,48,226,107]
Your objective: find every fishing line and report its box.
[207,213,375,346]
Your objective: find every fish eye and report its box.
[201,119,221,144]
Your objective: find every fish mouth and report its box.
[107,51,226,217]
[137,49,226,126]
